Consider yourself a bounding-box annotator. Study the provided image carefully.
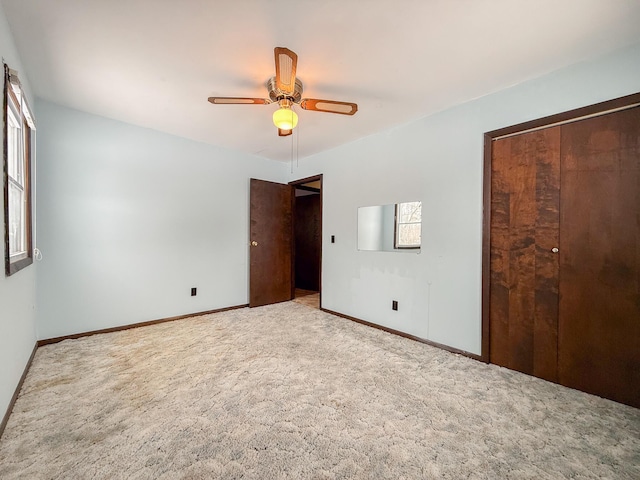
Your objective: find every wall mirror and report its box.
[357,201,422,252]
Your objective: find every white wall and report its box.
[290,42,640,356]
[35,101,288,339]
[0,3,38,421]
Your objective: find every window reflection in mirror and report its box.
[395,201,422,249]
[357,201,422,252]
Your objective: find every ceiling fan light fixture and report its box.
[273,106,298,130]
[208,47,357,136]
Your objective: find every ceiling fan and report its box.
[208,47,358,137]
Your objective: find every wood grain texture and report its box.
[485,92,640,140]
[299,99,358,115]
[249,179,293,307]
[558,107,640,408]
[490,127,560,381]
[532,129,561,382]
[489,137,512,369]
[207,97,270,105]
[481,135,493,363]
[274,47,298,95]
[485,93,640,407]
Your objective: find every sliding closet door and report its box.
[558,107,640,407]
[489,127,561,382]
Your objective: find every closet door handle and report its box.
[551,247,559,253]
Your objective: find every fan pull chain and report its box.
[290,106,299,173]
[290,116,294,173]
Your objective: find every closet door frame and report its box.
[481,91,640,363]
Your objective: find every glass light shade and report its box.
[273,107,298,130]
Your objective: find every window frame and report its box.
[3,65,34,276]
[394,201,422,250]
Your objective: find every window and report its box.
[4,65,34,276]
[394,201,422,249]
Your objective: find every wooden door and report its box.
[488,103,640,408]
[558,107,640,407]
[249,178,293,307]
[489,127,561,382]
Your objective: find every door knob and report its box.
[251,241,258,247]
[551,247,559,253]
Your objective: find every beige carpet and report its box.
[293,292,320,309]
[0,302,638,479]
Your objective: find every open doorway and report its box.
[290,175,322,309]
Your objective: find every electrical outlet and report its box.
[191,287,197,296]
[392,300,398,311]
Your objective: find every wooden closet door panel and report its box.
[559,107,640,408]
[532,131,561,381]
[489,137,513,369]
[490,127,561,381]
[506,132,537,375]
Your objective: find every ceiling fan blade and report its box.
[278,128,292,137]
[300,99,358,115]
[274,47,298,95]
[208,97,271,105]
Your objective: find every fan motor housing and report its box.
[267,76,303,104]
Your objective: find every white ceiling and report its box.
[3,0,640,162]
